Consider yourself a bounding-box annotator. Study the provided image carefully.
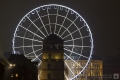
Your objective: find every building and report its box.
[0,63,5,80]
[65,55,103,80]
[40,32,64,80]
[4,54,38,80]
[102,55,120,80]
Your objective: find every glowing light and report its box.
[31,11,35,14]
[16,73,18,77]
[48,6,51,9]
[65,8,69,12]
[42,6,46,10]
[71,10,74,14]
[54,6,57,9]
[10,64,12,67]
[60,6,63,10]
[37,8,40,12]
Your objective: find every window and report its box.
[16,73,18,77]
[48,64,51,69]
[48,73,51,79]
[48,54,51,59]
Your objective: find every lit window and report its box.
[10,64,12,67]
[10,64,16,67]
[16,73,18,77]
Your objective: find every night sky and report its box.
[0,0,120,56]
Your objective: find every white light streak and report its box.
[64,48,88,59]
[47,7,51,33]
[58,8,69,35]
[64,36,89,42]
[25,48,42,56]
[36,10,49,35]
[61,16,79,37]
[64,53,83,68]
[19,25,43,39]
[15,36,42,42]
[54,6,59,34]
[65,61,75,77]
[14,45,42,48]
[64,45,91,48]
[62,26,85,39]
[26,16,46,37]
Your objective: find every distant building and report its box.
[65,55,103,80]
[4,54,38,80]
[0,63,5,80]
[102,55,120,80]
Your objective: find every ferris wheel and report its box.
[12,4,93,80]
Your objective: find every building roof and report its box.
[44,33,63,41]
[8,54,38,69]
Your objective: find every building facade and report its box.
[4,54,38,80]
[40,33,64,80]
[65,59,103,80]
[102,55,120,80]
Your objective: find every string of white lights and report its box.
[14,45,42,48]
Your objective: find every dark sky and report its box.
[0,0,120,56]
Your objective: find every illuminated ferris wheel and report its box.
[12,4,93,80]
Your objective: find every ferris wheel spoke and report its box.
[14,45,42,48]
[26,16,46,38]
[47,7,51,34]
[31,57,41,62]
[36,52,42,58]
[25,48,42,56]
[64,53,83,68]
[58,9,69,35]
[64,35,90,42]
[31,57,37,62]
[36,10,49,36]
[54,7,59,34]
[60,16,79,37]
[38,61,42,67]
[64,45,91,48]
[63,25,84,39]
[19,25,44,39]
[64,72,69,80]
[65,61,76,77]
[64,48,88,59]
[35,53,42,62]
[15,36,42,43]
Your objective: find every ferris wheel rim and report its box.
[12,4,94,80]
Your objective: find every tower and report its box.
[41,32,64,80]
